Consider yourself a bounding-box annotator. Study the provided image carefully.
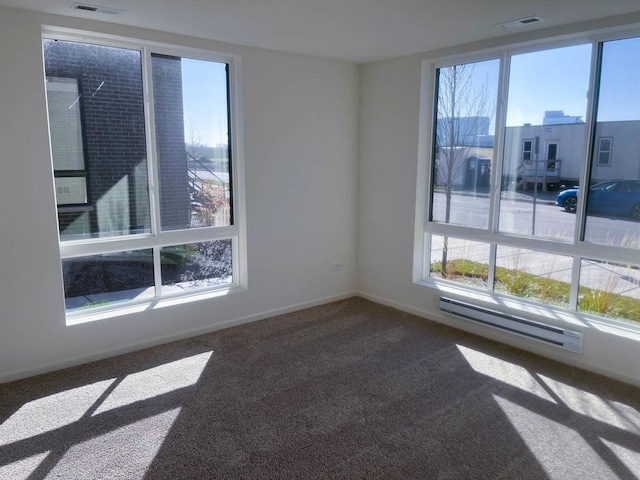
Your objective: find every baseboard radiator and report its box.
[439,297,583,353]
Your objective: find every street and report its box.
[432,192,639,246]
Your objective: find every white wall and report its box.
[358,20,640,387]
[2,5,640,388]
[592,121,640,181]
[0,7,358,382]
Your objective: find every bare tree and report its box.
[435,64,492,273]
[185,121,205,162]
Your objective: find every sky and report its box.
[598,36,640,122]
[181,58,228,147]
[444,36,640,133]
[507,44,592,127]
[181,37,640,147]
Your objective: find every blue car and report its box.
[556,180,640,219]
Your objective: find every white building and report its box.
[504,120,640,190]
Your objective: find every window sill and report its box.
[65,283,245,326]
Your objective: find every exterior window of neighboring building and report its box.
[597,137,612,165]
[546,141,559,170]
[43,32,245,317]
[522,139,532,162]
[418,35,639,328]
[47,77,90,209]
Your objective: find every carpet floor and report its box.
[1,297,639,479]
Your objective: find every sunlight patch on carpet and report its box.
[46,408,182,479]
[539,374,640,432]
[93,351,212,415]
[601,439,640,475]
[457,345,555,402]
[0,380,115,445]
[494,395,618,480]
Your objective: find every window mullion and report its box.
[153,247,163,297]
[488,51,509,235]
[575,40,602,245]
[142,46,163,241]
[569,256,581,310]
[487,243,497,292]
[141,46,164,296]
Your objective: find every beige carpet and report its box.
[1,298,639,479]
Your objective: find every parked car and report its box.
[556,180,640,219]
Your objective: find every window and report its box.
[47,77,90,209]
[545,141,558,170]
[419,35,640,327]
[585,36,640,246]
[430,58,500,228]
[597,138,612,166]
[43,33,245,316]
[501,44,590,241]
[522,139,532,162]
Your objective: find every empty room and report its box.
[0,0,639,478]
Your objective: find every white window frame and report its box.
[597,137,613,166]
[522,139,533,163]
[414,29,640,334]
[42,26,248,322]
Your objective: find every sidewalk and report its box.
[447,188,559,205]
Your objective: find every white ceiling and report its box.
[2,0,640,62]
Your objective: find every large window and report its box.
[431,58,500,228]
[419,34,640,327]
[43,33,244,316]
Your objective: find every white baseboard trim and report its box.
[357,291,441,320]
[0,291,357,384]
[356,290,640,388]
[4,289,638,388]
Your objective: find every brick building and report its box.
[44,40,190,238]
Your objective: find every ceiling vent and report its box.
[497,16,545,28]
[72,3,123,15]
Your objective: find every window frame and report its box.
[414,30,640,332]
[596,137,613,166]
[522,139,533,163]
[42,27,247,320]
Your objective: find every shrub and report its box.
[191,182,228,226]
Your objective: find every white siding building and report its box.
[503,120,640,189]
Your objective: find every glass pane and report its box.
[430,236,490,289]
[55,177,87,205]
[431,59,500,228]
[499,44,592,240]
[152,55,231,231]
[43,39,150,241]
[62,250,154,312]
[494,247,572,307]
[578,259,640,324]
[584,37,640,248]
[161,240,232,293]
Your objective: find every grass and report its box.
[431,258,639,323]
[81,299,110,309]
